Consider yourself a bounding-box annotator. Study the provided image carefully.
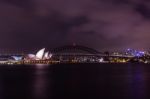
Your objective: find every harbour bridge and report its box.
[50,45,133,63]
[52,45,102,55]
[50,45,103,63]
[51,45,132,57]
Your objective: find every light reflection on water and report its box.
[35,64,49,69]
[0,64,149,99]
[33,65,50,99]
[126,65,146,99]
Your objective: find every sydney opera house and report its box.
[25,48,53,60]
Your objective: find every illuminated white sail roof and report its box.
[35,48,45,60]
[49,53,53,58]
[43,52,49,59]
[12,56,23,61]
[26,48,52,60]
[28,54,36,58]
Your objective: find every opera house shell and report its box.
[26,48,52,60]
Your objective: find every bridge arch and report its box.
[51,45,102,55]
[51,45,105,63]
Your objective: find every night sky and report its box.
[0,0,150,51]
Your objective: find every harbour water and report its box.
[0,63,150,99]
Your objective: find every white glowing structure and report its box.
[43,52,49,59]
[27,48,52,60]
[35,48,45,60]
[49,53,53,58]
[28,54,36,58]
[98,58,104,63]
[12,56,23,61]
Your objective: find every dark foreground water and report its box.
[0,64,150,99]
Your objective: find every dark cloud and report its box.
[0,0,149,52]
[1,0,33,8]
[136,4,150,18]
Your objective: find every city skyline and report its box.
[0,45,149,65]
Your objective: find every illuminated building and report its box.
[26,48,52,60]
